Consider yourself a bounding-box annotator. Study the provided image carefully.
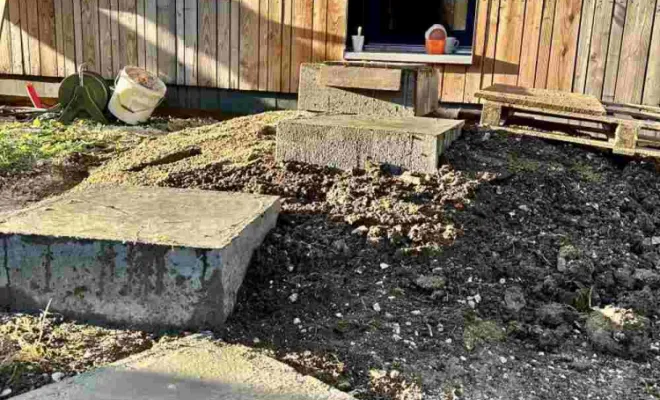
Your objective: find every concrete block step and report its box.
[298,62,439,117]
[0,186,280,329]
[277,114,463,173]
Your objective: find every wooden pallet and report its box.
[475,85,660,158]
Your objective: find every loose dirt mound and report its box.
[82,111,308,188]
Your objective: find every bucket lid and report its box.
[425,24,447,40]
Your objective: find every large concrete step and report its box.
[277,114,463,173]
[15,336,354,400]
[0,186,280,329]
[298,62,439,117]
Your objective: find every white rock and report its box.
[293,318,301,325]
[289,293,299,303]
[0,389,11,397]
[411,310,421,316]
[499,356,508,364]
[445,338,453,344]
[335,313,343,318]
[380,263,390,270]
[518,205,530,212]
[499,278,506,284]
[373,303,381,312]
[389,370,401,379]
[51,372,65,382]
[652,237,660,246]
[474,294,482,303]
[468,300,476,309]
[253,338,261,344]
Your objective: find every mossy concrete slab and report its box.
[277,114,463,173]
[14,337,354,400]
[0,186,280,329]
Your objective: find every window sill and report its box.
[343,51,473,65]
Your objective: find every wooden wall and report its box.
[437,0,660,106]
[0,0,347,93]
[0,0,659,107]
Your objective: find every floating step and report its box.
[277,114,463,173]
[0,186,280,329]
[298,62,439,117]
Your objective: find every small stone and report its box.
[373,303,381,312]
[384,312,394,320]
[499,356,508,364]
[293,318,301,325]
[415,275,446,290]
[51,372,65,382]
[389,370,401,379]
[380,263,390,270]
[499,278,506,284]
[289,293,299,303]
[468,300,476,309]
[445,338,453,344]
[504,286,527,312]
[652,237,660,246]
[352,225,369,236]
[518,205,530,212]
[0,389,11,397]
[253,338,261,344]
[474,294,482,303]
[411,310,421,316]
[335,313,343,318]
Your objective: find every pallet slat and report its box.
[642,4,660,106]
[518,0,544,88]
[572,0,596,93]
[584,0,614,99]
[601,0,626,102]
[492,0,525,86]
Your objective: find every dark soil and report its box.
[163,126,660,399]
[2,115,660,399]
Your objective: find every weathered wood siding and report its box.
[0,0,347,94]
[0,0,659,107]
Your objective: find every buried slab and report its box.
[14,337,354,400]
[0,186,280,329]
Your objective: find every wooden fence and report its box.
[0,0,658,107]
[0,0,347,94]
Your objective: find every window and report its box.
[345,0,477,64]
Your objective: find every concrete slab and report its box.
[298,63,438,117]
[14,337,354,400]
[0,186,280,329]
[277,115,463,173]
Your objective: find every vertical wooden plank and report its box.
[137,0,146,68]
[184,0,197,86]
[61,0,76,75]
[601,0,626,102]
[54,0,65,76]
[326,0,346,62]
[517,0,544,87]
[281,0,293,92]
[493,0,525,86]
[614,0,655,104]
[27,0,41,75]
[547,0,582,91]
[98,0,113,78]
[290,0,313,92]
[175,0,185,84]
[435,66,445,102]
[267,0,283,92]
[229,0,240,89]
[481,0,500,90]
[157,0,177,83]
[584,0,614,98]
[19,0,30,71]
[120,0,138,68]
[258,0,269,90]
[441,65,467,103]
[39,0,58,77]
[199,0,217,87]
[240,0,259,90]
[73,0,83,67]
[534,0,557,88]
[642,3,660,106]
[312,0,327,62]
[217,0,230,88]
[81,0,101,73]
[464,0,489,103]
[0,2,11,74]
[572,0,596,93]
[145,0,158,74]
[8,0,23,74]
[110,0,120,74]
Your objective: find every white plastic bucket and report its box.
[108,66,166,125]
